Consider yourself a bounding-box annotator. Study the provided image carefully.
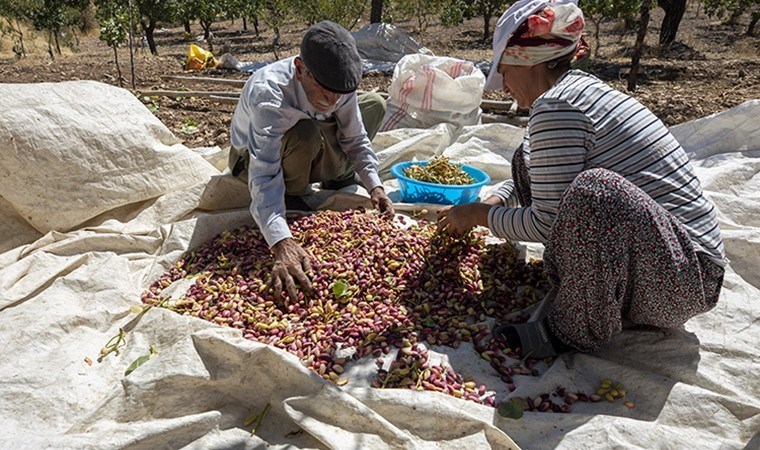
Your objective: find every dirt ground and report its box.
[0,4,758,150]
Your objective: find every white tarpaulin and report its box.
[0,82,758,450]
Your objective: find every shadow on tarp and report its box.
[496,326,701,449]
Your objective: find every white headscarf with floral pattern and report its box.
[499,3,587,67]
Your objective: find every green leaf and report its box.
[497,398,527,420]
[179,119,199,135]
[124,345,158,376]
[124,354,152,376]
[332,280,348,297]
[243,411,259,427]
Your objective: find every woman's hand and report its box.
[436,202,493,236]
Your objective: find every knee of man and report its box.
[284,119,321,155]
[360,91,387,117]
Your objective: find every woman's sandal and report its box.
[492,287,570,359]
[492,318,563,359]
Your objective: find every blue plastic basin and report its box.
[390,161,491,205]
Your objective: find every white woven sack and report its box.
[380,54,485,131]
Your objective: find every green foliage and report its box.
[441,0,467,27]
[96,0,131,48]
[387,0,448,31]
[134,0,177,24]
[292,0,365,29]
[180,118,199,135]
[28,0,89,33]
[580,0,641,19]
[220,0,262,22]
[579,0,641,57]
[701,0,759,24]
[458,0,511,41]
[259,0,289,34]
[180,0,225,28]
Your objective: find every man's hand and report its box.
[370,186,395,217]
[436,202,492,236]
[269,238,313,301]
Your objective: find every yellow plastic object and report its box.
[185,44,218,71]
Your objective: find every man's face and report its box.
[295,57,342,113]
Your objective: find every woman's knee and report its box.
[563,168,630,207]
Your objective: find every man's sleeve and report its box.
[230,81,296,248]
[333,94,382,191]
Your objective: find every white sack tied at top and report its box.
[0,81,219,235]
[380,54,486,131]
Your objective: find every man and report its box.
[229,20,394,301]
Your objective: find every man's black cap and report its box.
[300,21,362,94]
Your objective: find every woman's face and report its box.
[497,63,539,109]
[295,57,342,112]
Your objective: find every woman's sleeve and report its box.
[488,99,594,243]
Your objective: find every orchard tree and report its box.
[223,0,262,34]
[0,0,34,57]
[181,0,225,43]
[437,0,510,42]
[134,0,177,55]
[96,0,130,86]
[292,0,366,29]
[28,0,89,59]
[390,0,449,32]
[579,0,640,58]
[464,0,511,42]
[259,0,290,58]
[701,0,760,35]
[175,0,195,35]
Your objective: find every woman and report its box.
[437,0,727,358]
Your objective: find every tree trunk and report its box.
[628,0,651,92]
[184,20,191,34]
[47,31,55,61]
[273,27,280,60]
[591,16,602,58]
[253,16,259,35]
[54,28,62,55]
[141,19,158,55]
[242,16,247,31]
[113,45,123,88]
[370,0,383,24]
[657,0,686,47]
[748,12,759,36]
[128,0,136,89]
[201,19,212,40]
[482,12,492,43]
[13,19,26,57]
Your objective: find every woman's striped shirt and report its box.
[487,70,727,266]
